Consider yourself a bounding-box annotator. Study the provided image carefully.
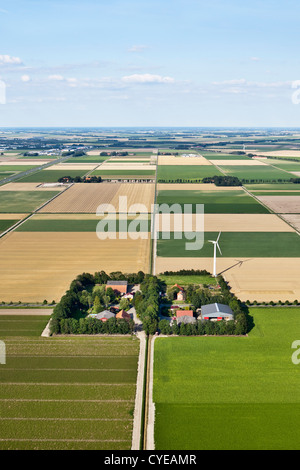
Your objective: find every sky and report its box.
[0,0,300,127]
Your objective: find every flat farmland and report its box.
[91,169,156,179]
[0,219,21,234]
[156,213,293,233]
[0,316,139,450]
[256,195,300,213]
[154,309,300,449]
[157,165,222,182]
[155,256,300,302]
[18,170,89,183]
[16,214,151,232]
[221,165,292,182]
[0,183,66,192]
[39,183,155,213]
[157,231,300,258]
[156,190,269,213]
[0,191,61,213]
[0,232,151,302]
[158,155,211,165]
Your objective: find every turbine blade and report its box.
[217,231,222,243]
[217,242,222,256]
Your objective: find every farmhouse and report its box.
[106,280,128,295]
[95,310,116,322]
[116,309,132,321]
[175,310,196,325]
[172,284,186,301]
[201,303,234,321]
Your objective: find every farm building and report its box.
[175,310,196,324]
[95,310,116,322]
[116,309,132,321]
[106,280,128,294]
[172,284,186,301]
[201,303,234,321]
[176,310,194,318]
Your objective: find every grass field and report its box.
[16,217,151,232]
[156,190,269,214]
[91,169,156,178]
[157,165,222,182]
[154,308,300,450]
[0,315,139,450]
[246,183,300,190]
[0,219,19,234]
[0,191,60,212]
[158,273,216,286]
[18,170,89,183]
[221,165,293,182]
[157,231,300,257]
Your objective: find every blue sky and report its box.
[0,0,300,126]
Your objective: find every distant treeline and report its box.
[57,175,102,183]
[202,176,242,186]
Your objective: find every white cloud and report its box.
[212,79,247,86]
[128,45,148,53]
[0,55,22,65]
[122,73,175,84]
[21,75,30,82]
[48,74,65,81]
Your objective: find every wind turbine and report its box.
[208,232,222,277]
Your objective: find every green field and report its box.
[0,219,19,234]
[157,231,300,257]
[0,165,38,172]
[18,170,89,183]
[157,190,269,213]
[157,165,222,182]
[221,165,292,182]
[158,273,216,286]
[154,308,300,450]
[16,218,151,232]
[0,315,139,450]
[0,172,14,181]
[245,183,300,190]
[0,191,60,212]
[65,156,109,163]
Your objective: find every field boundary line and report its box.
[0,399,134,402]
[131,331,146,450]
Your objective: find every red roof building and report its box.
[176,310,193,318]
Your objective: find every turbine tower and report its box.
[208,232,222,277]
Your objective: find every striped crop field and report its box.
[0,315,139,450]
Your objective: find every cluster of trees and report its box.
[23,152,39,156]
[100,151,129,156]
[57,175,102,183]
[50,270,145,335]
[51,316,134,335]
[134,275,163,334]
[202,176,242,186]
[62,150,86,157]
[158,317,247,336]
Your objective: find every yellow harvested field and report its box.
[39,183,155,213]
[291,172,300,177]
[0,182,66,191]
[39,183,120,213]
[256,195,300,213]
[0,213,28,220]
[210,159,268,166]
[0,232,151,302]
[254,150,300,158]
[99,163,155,170]
[158,155,211,166]
[155,257,300,302]
[110,184,155,212]
[156,213,294,232]
[156,183,242,191]
[111,157,150,162]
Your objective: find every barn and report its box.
[201,303,234,321]
[106,280,128,295]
